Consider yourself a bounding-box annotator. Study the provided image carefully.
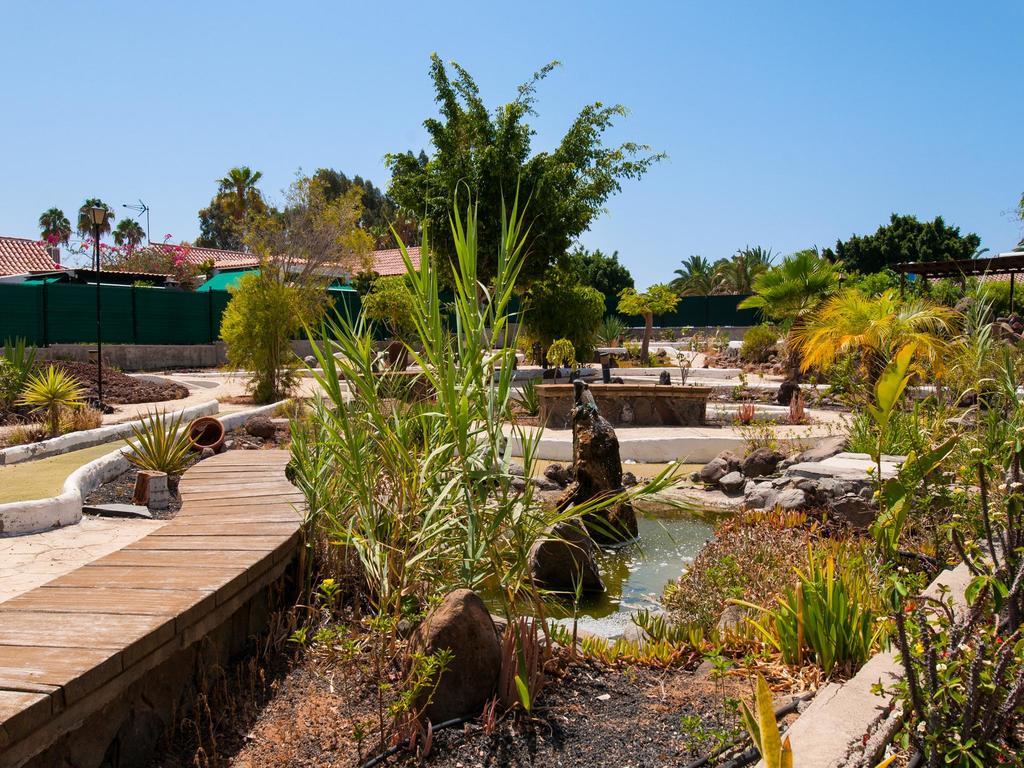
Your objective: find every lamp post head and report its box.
[89,206,108,227]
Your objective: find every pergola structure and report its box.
[893,251,1024,314]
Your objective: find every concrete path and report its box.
[0,516,164,604]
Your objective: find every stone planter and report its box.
[537,383,713,428]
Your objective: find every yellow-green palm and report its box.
[17,365,85,437]
[793,288,954,377]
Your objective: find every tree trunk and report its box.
[641,313,653,366]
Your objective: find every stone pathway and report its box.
[0,516,164,604]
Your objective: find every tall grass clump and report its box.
[291,194,676,626]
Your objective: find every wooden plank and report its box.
[0,646,121,706]
[0,587,215,627]
[0,612,173,668]
[91,549,268,571]
[0,690,52,750]
[125,534,295,553]
[180,494,304,509]
[46,564,247,597]
[178,489,303,503]
[170,510,300,523]
[149,523,298,537]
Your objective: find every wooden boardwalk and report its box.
[0,450,303,767]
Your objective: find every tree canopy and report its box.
[196,166,268,251]
[311,168,419,249]
[385,54,663,285]
[38,208,71,246]
[76,199,114,237]
[824,214,982,274]
[558,247,634,315]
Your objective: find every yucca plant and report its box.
[740,673,793,768]
[595,315,626,347]
[17,365,84,437]
[519,379,540,416]
[1,337,37,407]
[123,409,196,476]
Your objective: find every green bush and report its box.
[1,337,37,408]
[546,338,576,369]
[360,275,416,339]
[740,324,779,363]
[524,277,605,361]
[220,272,327,403]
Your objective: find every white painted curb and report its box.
[0,400,220,466]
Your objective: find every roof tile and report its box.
[0,237,60,276]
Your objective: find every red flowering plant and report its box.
[61,235,209,289]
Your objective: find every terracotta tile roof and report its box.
[0,236,60,276]
[372,246,421,276]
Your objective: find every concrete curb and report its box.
[0,400,220,466]
[0,400,288,538]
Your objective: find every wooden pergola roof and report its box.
[893,251,1024,278]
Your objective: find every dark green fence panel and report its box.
[45,284,134,344]
[0,283,45,345]
[135,289,214,344]
[652,294,762,327]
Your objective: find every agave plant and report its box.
[1,337,39,408]
[595,315,626,347]
[519,379,540,416]
[17,365,84,437]
[741,673,793,768]
[123,409,196,476]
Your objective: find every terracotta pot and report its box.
[189,416,225,452]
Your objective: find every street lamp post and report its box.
[89,206,109,409]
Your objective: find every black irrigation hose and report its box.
[358,716,472,768]
[682,692,813,768]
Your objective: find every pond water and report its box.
[549,505,714,638]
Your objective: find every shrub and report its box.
[524,278,605,361]
[61,407,103,434]
[17,365,84,437]
[1,337,38,408]
[220,271,327,403]
[663,520,808,631]
[360,275,416,339]
[546,338,576,369]
[740,324,778,363]
[595,315,626,347]
[519,379,540,416]
[123,409,196,476]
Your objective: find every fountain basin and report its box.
[537,383,713,429]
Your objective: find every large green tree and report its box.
[311,168,419,248]
[386,55,663,285]
[196,166,268,251]
[617,284,680,365]
[38,208,71,245]
[559,247,634,315]
[523,267,606,361]
[671,255,716,296]
[714,246,774,294]
[824,214,981,274]
[112,218,146,250]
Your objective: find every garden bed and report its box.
[52,360,188,404]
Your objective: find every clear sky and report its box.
[1,1,1020,287]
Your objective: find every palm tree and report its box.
[76,199,114,237]
[792,288,955,385]
[113,219,146,250]
[715,246,775,294]
[216,166,266,223]
[38,208,72,245]
[738,250,841,376]
[671,255,716,296]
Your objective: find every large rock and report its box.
[741,447,785,478]
[775,487,809,511]
[828,494,877,528]
[557,382,638,544]
[776,379,801,406]
[543,463,571,487]
[742,484,778,511]
[528,521,605,595]
[407,589,501,723]
[245,415,276,439]
[700,457,730,484]
[719,471,746,495]
[795,435,848,464]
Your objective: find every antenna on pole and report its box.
[122,199,151,243]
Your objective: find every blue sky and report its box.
[1,1,1020,287]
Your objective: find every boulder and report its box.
[622,471,637,487]
[700,457,730,485]
[531,478,562,492]
[527,521,605,595]
[543,463,571,487]
[304,355,317,367]
[742,484,778,511]
[717,604,748,634]
[719,471,746,495]
[718,450,742,472]
[557,381,638,545]
[658,370,672,385]
[776,379,800,406]
[508,463,525,477]
[795,435,848,463]
[828,494,877,528]
[407,589,501,723]
[775,487,809,511]
[741,447,785,478]
[245,415,276,439]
